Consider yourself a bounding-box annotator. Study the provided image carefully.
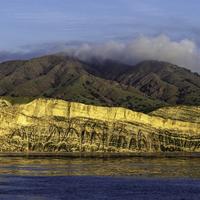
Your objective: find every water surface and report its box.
[0,156,200,199]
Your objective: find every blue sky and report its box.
[0,0,200,50]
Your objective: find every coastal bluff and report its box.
[0,98,200,153]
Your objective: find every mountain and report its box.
[0,55,200,112]
[0,55,165,112]
[1,56,200,153]
[0,98,200,153]
[87,60,200,105]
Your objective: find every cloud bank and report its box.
[69,35,200,72]
[0,35,199,72]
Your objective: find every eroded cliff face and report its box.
[0,98,200,153]
[150,106,200,123]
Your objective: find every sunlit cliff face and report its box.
[0,98,200,153]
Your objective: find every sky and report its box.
[0,0,200,71]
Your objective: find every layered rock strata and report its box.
[0,98,200,153]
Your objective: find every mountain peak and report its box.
[0,55,200,112]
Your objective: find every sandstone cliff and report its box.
[0,98,200,153]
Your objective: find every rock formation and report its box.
[0,98,200,153]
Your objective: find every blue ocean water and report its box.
[0,156,199,200]
[0,176,200,200]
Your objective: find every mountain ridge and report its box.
[0,54,200,112]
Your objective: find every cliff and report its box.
[150,106,200,123]
[0,98,200,153]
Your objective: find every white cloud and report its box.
[1,35,200,72]
[67,35,200,72]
